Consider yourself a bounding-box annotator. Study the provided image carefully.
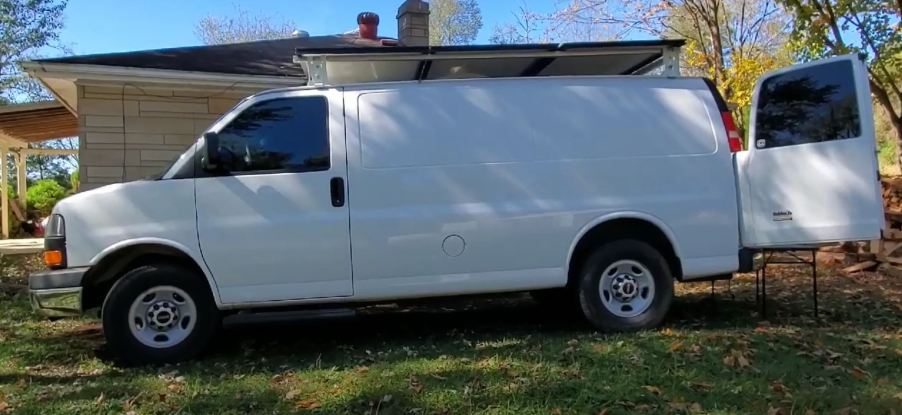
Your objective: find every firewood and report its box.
[884,228,902,240]
[869,239,883,253]
[883,242,902,257]
[841,261,878,275]
[885,209,902,223]
[876,254,902,265]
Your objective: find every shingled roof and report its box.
[34,34,391,78]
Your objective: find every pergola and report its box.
[0,101,78,239]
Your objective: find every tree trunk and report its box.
[870,79,902,171]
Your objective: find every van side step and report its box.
[222,308,356,328]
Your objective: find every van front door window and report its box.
[215,97,330,174]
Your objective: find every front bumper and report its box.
[28,267,87,317]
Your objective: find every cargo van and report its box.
[29,54,882,364]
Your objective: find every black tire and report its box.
[102,263,219,365]
[577,240,674,331]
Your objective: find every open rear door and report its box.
[736,54,883,248]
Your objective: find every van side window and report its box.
[755,60,860,149]
[215,97,329,174]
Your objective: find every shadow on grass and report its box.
[4,268,901,414]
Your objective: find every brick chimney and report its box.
[397,0,429,46]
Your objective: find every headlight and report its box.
[45,214,65,238]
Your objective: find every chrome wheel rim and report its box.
[128,286,196,348]
[598,260,655,318]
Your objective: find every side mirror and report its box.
[201,132,220,170]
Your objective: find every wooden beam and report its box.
[1,143,9,239]
[22,148,78,156]
[15,153,25,210]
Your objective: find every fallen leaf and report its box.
[668,341,684,352]
[285,389,302,401]
[688,402,702,413]
[355,366,369,373]
[767,406,786,415]
[771,382,789,394]
[295,399,321,410]
[689,381,713,391]
[643,385,662,395]
[661,328,675,336]
[849,367,870,380]
[597,409,610,415]
[408,376,424,394]
[0,401,9,414]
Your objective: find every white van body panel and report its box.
[52,179,223,304]
[344,76,740,301]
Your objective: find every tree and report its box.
[779,0,902,166]
[195,5,297,45]
[489,3,544,44]
[26,137,77,184]
[429,0,483,45]
[0,0,67,103]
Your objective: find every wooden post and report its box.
[1,143,9,239]
[15,152,26,210]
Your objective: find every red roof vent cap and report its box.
[357,12,380,40]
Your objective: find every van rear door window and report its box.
[754,61,860,149]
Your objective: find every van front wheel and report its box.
[577,240,673,331]
[102,264,219,365]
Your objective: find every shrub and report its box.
[27,179,67,215]
[69,170,80,192]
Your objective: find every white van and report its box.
[29,54,882,364]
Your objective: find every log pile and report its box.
[828,177,902,277]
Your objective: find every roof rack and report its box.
[293,39,684,86]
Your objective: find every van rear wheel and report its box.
[577,240,673,331]
[102,263,219,365]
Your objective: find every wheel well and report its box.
[81,244,208,312]
[568,218,682,286]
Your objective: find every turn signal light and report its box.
[43,250,64,267]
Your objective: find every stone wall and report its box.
[77,83,263,191]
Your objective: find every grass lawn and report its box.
[0,257,900,414]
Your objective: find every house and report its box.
[22,0,430,193]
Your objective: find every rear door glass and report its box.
[754,60,860,149]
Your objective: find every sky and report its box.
[54,0,560,57]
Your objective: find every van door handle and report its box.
[330,177,345,207]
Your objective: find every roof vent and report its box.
[292,30,310,38]
[357,12,379,40]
